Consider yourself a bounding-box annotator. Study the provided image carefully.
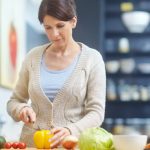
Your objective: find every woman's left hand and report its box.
[49,127,71,148]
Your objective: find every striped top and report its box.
[40,54,80,101]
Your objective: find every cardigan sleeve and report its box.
[65,54,106,137]
[7,58,30,122]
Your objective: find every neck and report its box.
[50,39,79,56]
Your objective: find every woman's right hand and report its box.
[19,107,36,124]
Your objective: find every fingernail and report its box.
[47,131,52,135]
[49,138,52,142]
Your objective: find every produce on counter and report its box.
[79,127,115,150]
[12,142,19,149]
[4,142,12,149]
[33,130,53,149]
[145,143,150,150]
[0,136,6,148]
[4,142,26,149]
[62,135,78,149]
[17,142,26,149]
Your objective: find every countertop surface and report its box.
[2,148,65,150]
[2,148,79,150]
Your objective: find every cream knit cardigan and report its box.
[7,42,106,147]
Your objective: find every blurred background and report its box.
[1,0,150,141]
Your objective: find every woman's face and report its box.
[43,15,77,49]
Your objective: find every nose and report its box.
[51,28,59,38]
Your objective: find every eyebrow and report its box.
[44,25,51,27]
[44,22,65,27]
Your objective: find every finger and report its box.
[59,134,68,144]
[31,112,36,123]
[22,109,33,123]
[50,137,61,149]
[26,109,36,123]
[27,112,36,123]
[19,113,24,121]
[50,129,69,149]
[50,130,65,142]
[23,113,30,123]
[50,127,61,134]
[20,112,29,123]
[19,107,33,123]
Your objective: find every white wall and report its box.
[0,0,46,141]
[0,0,26,89]
[0,0,26,141]
[0,87,11,115]
[0,87,23,141]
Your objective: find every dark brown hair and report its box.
[38,0,77,23]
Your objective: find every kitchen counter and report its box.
[2,148,65,150]
[2,148,79,150]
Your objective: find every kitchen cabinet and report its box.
[100,0,150,134]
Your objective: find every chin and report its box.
[54,41,66,49]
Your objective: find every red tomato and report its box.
[18,142,26,149]
[4,142,12,149]
[12,142,19,149]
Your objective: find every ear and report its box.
[71,16,77,29]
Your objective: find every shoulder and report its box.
[21,43,50,68]
[24,43,50,62]
[80,42,104,65]
[25,43,50,60]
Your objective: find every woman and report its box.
[7,0,106,148]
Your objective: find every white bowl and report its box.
[105,60,120,73]
[122,11,150,33]
[137,63,150,74]
[120,58,135,73]
[113,135,147,150]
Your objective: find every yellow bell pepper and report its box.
[33,130,54,149]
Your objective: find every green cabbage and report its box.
[79,127,115,150]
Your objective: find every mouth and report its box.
[53,39,61,42]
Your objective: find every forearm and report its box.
[65,109,104,137]
[7,98,30,121]
[7,59,29,121]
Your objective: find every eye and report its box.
[45,26,52,30]
[57,24,65,28]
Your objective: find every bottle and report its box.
[107,79,117,101]
[118,37,130,53]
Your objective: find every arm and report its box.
[7,59,30,122]
[65,55,106,137]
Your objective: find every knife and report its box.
[28,116,40,130]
